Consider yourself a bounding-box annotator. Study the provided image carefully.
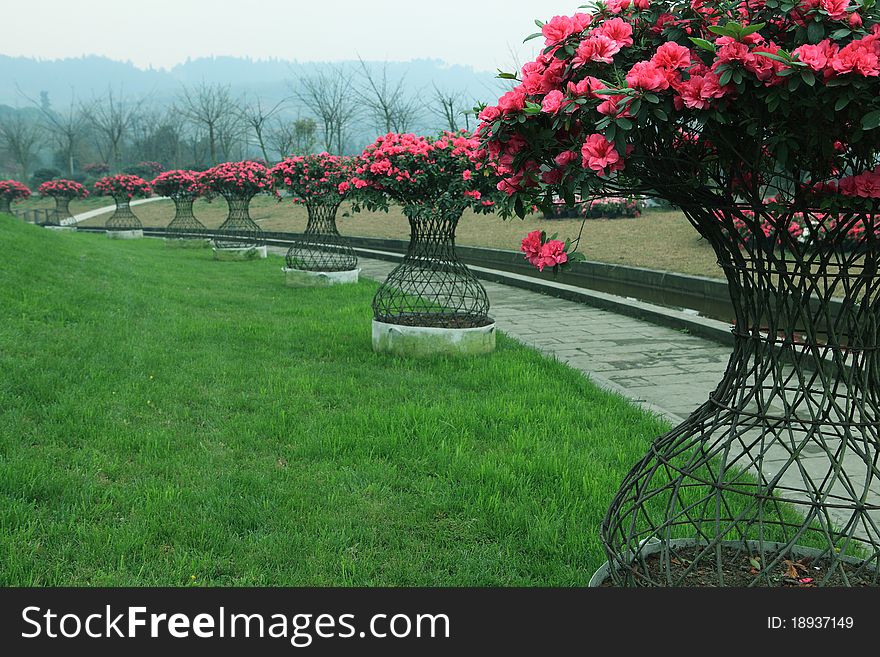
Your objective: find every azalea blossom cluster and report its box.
[151,170,206,199]
[520,230,576,272]
[94,175,152,199]
[135,161,164,176]
[583,196,645,218]
[0,179,32,202]
[38,179,90,199]
[723,206,880,250]
[201,161,272,198]
[270,153,354,205]
[837,167,880,197]
[83,163,110,176]
[350,131,498,213]
[478,2,880,207]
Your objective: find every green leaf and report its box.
[523,32,543,43]
[653,108,668,121]
[801,69,815,86]
[862,110,880,130]
[615,117,633,130]
[707,23,739,37]
[739,22,766,37]
[497,71,518,80]
[689,37,717,53]
[754,51,791,64]
[835,96,851,111]
[719,68,733,86]
[830,28,851,40]
[807,20,824,44]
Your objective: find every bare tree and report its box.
[22,88,88,176]
[356,58,420,134]
[0,111,43,179]
[241,95,286,163]
[130,108,186,168]
[292,65,359,155]
[82,87,139,172]
[266,116,318,159]
[176,82,239,165]
[428,84,473,133]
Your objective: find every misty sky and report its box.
[5,0,580,72]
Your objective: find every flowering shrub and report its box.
[124,161,165,178]
[584,196,645,218]
[723,203,880,250]
[201,161,272,198]
[521,229,577,272]
[478,2,880,267]
[151,170,205,199]
[351,131,498,213]
[83,163,110,177]
[270,154,354,205]
[38,179,90,199]
[0,180,32,203]
[94,175,152,200]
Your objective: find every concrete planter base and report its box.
[588,538,872,587]
[212,245,268,261]
[283,267,360,288]
[372,319,496,357]
[107,228,144,240]
[106,229,144,240]
[165,238,212,249]
[45,226,76,232]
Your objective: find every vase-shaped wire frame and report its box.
[602,205,880,586]
[285,202,357,272]
[105,195,142,230]
[0,197,10,214]
[213,192,264,249]
[46,196,73,226]
[372,204,491,328]
[165,195,205,237]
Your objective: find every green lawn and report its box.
[0,215,672,586]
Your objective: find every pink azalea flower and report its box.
[581,133,623,175]
[626,61,670,91]
[541,90,566,113]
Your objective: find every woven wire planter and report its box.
[45,196,73,226]
[285,202,357,272]
[372,204,491,328]
[165,195,206,237]
[601,204,880,586]
[105,195,143,231]
[213,191,264,249]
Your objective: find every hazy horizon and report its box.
[5,0,579,73]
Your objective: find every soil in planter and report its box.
[381,313,494,329]
[602,545,876,587]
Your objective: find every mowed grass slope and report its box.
[0,216,668,586]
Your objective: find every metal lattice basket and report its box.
[601,204,880,587]
[285,202,357,272]
[213,192,264,249]
[372,204,491,328]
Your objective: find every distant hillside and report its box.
[0,54,505,110]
